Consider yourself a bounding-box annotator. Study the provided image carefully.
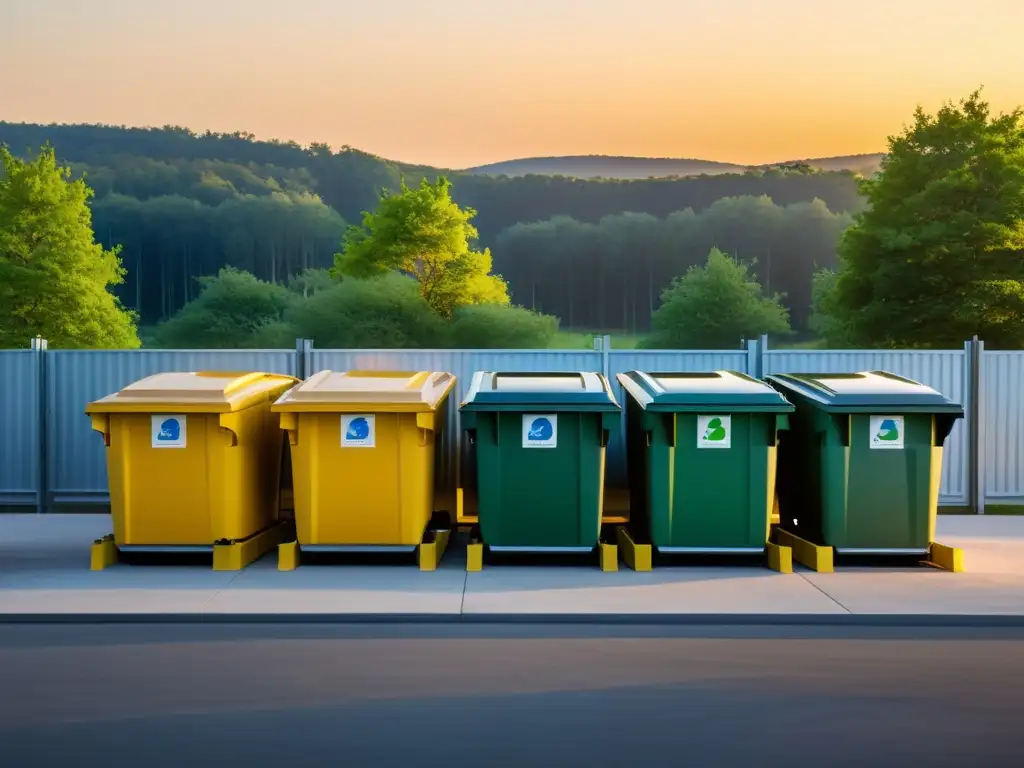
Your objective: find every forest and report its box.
[0,122,864,329]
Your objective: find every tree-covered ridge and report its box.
[0,121,866,326]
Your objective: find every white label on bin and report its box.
[697,415,731,449]
[522,414,557,448]
[870,415,904,449]
[151,415,186,448]
[341,414,375,448]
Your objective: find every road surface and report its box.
[0,623,1021,767]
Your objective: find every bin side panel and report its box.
[476,411,601,548]
[211,404,282,541]
[660,413,770,549]
[398,412,436,546]
[292,412,404,545]
[109,413,213,546]
[838,414,934,550]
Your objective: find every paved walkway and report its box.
[0,514,1022,622]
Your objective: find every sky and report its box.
[2,0,1022,168]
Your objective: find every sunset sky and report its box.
[2,0,1022,168]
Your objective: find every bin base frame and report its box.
[463,526,618,572]
[90,522,287,572]
[925,542,964,572]
[773,529,835,573]
[772,530,963,573]
[616,527,652,572]
[277,516,452,572]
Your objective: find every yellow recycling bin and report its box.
[86,371,298,570]
[272,370,456,570]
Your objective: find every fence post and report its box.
[294,338,306,380]
[969,336,985,515]
[31,337,48,514]
[602,335,611,380]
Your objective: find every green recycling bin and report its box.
[618,370,794,552]
[766,371,963,554]
[460,371,621,550]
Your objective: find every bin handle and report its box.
[90,413,111,447]
[218,413,241,447]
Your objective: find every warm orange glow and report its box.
[1,0,1021,168]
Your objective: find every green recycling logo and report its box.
[697,415,731,449]
[870,415,904,449]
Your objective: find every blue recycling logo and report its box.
[157,418,180,442]
[876,418,899,442]
[527,417,553,441]
[346,417,370,441]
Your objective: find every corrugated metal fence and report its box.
[1,338,1020,511]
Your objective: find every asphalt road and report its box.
[0,623,1022,767]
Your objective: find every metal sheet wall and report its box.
[763,349,969,504]
[0,351,41,506]
[981,351,1024,503]
[46,350,297,505]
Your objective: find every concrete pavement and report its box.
[0,514,1023,623]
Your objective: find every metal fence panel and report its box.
[604,350,752,487]
[763,349,969,505]
[0,351,40,506]
[310,349,604,501]
[46,350,297,505]
[981,351,1024,504]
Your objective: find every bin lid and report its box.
[86,372,298,414]
[617,370,793,412]
[272,370,456,412]
[460,371,620,411]
[765,371,963,414]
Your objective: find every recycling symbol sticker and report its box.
[697,415,731,449]
[870,415,904,449]
[151,414,187,448]
[522,414,557,448]
[341,414,376,448]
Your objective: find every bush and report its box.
[444,304,559,348]
[152,267,294,348]
[287,273,444,348]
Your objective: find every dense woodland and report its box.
[0,122,864,328]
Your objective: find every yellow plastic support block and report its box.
[213,522,286,571]
[466,542,484,572]
[774,529,833,573]
[928,541,964,573]
[418,529,451,572]
[456,488,479,525]
[278,540,300,571]
[90,535,117,571]
[600,542,619,572]
[616,527,652,572]
[766,541,793,574]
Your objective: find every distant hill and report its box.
[465,155,748,179]
[467,153,884,179]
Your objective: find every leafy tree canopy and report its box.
[827,90,1024,348]
[333,177,509,317]
[444,304,559,349]
[153,267,294,348]
[287,273,445,348]
[0,145,140,349]
[640,247,792,349]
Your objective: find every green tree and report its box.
[333,177,509,317]
[445,305,559,348]
[152,267,294,348]
[829,91,1024,348]
[0,146,140,348]
[808,268,852,346]
[287,273,444,348]
[640,248,791,349]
